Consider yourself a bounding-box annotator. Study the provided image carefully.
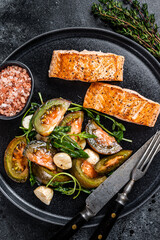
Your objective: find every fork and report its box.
[90,131,160,240]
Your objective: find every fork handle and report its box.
[90,201,124,240]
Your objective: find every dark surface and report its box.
[1,28,159,227]
[0,0,160,240]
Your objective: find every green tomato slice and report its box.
[94,150,133,174]
[70,158,106,189]
[32,163,70,185]
[60,111,84,141]
[32,98,71,136]
[86,120,122,155]
[4,137,29,183]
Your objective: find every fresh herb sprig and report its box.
[49,180,91,194]
[18,93,43,143]
[46,172,82,199]
[28,160,37,186]
[19,126,36,143]
[38,92,44,105]
[49,126,96,158]
[92,0,160,60]
[69,131,97,141]
[18,103,38,143]
[54,186,91,195]
[68,103,132,143]
[49,180,74,187]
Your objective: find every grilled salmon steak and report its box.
[49,50,124,82]
[83,83,160,127]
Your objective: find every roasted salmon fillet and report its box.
[83,83,160,127]
[49,50,124,82]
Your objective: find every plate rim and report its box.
[2,27,160,69]
[0,27,159,227]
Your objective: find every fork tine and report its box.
[142,143,160,173]
[136,131,160,169]
[139,134,160,170]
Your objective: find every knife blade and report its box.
[85,136,160,216]
[90,131,160,240]
[52,133,160,240]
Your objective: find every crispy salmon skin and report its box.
[83,83,160,127]
[49,50,124,82]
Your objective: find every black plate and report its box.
[0,27,159,227]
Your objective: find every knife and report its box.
[52,133,160,240]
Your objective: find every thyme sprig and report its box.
[92,0,160,60]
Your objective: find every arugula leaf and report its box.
[28,160,36,187]
[54,186,74,195]
[107,171,114,177]
[18,126,36,144]
[49,126,93,158]
[69,103,132,143]
[112,131,124,143]
[54,186,91,195]
[21,102,40,123]
[46,173,91,197]
[114,122,126,132]
[50,180,74,187]
[46,172,82,199]
[68,106,82,112]
[80,188,92,194]
[69,131,97,141]
[19,95,41,143]
[112,122,116,131]
[38,92,44,105]
[95,114,100,123]
[53,126,71,133]
[52,139,88,158]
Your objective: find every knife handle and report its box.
[90,201,124,240]
[52,207,93,240]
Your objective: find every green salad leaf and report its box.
[28,160,36,187]
[49,126,96,158]
[46,172,82,199]
[68,103,132,143]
